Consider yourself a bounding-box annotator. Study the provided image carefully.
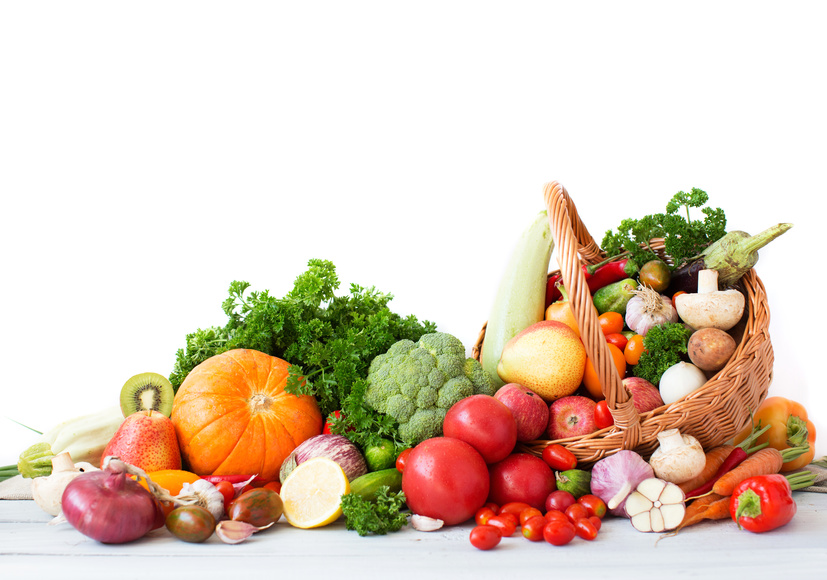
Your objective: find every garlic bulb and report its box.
[625,286,678,336]
[176,479,226,521]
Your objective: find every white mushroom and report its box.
[648,429,706,484]
[674,269,745,331]
[625,478,686,533]
[31,452,99,516]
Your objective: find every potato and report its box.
[687,328,736,372]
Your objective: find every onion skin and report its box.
[61,467,165,544]
[589,450,655,518]
[279,434,367,483]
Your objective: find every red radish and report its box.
[61,458,165,544]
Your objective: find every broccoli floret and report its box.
[364,332,496,446]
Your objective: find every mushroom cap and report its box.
[674,289,745,331]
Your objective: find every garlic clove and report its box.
[215,520,258,544]
[411,514,444,532]
[636,477,667,502]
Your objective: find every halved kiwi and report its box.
[120,372,175,417]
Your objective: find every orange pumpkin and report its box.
[171,349,323,482]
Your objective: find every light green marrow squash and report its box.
[480,211,554,389]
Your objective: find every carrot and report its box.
[678,445,734,495]
[712,447,785,496]
[677,493,730,529]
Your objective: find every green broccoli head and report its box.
[364,332,496,446]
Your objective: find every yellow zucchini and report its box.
[480,210,554,389]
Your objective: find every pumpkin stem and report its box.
[249,393,272,413]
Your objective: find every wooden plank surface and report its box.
[2,495,826,579]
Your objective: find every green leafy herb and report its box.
[340,486,409,536]
[601,188,727,270]
[634,322,692,385]
[169,259,436,449]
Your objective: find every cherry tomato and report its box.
[395,448,413,473]
[499,501,532,520]
[497,511,519,528]
[541,444,577,471]
[484,502,500,513]
[519,507,544,526]
[588,515,602,531]
[624,334,646,366]
[545,489,576,513]
[605,332,629,352]
[594,400,614,430]
[598,311,625,336]
[543,519,576,546]
[564,503,589,523]
[215,480,235,509]
[639,259,671,292]
[574,517,599,541]
[487,515,517,537]
[475,506,497,526]
[521,515,548,542]
[263,481,282,494]
[578,494,608,519]
[469,525,502,551]
[545,509,569,524]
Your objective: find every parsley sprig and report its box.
[169,259,436,449]
[340,486,409,536]
[601,188,727,270]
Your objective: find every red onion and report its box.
[61,458,165,544]
[279,433,367,483]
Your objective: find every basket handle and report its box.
[543,182,642,450]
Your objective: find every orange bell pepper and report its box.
[733,396,816,472]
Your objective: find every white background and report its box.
[2,2,824,467]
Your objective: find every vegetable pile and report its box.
[6,185,819,553]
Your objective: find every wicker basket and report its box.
[472,181,773,465]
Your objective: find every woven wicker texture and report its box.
[472,181,773,465]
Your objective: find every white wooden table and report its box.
[2,494,826,579]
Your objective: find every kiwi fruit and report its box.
[120,372,175,417]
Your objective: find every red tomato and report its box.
[578,494,608,519]
[395,448,413,473]
[545,489,576,513]
[589,515,602,531]
[522,515,548,542]
[469,525,502,550]
[605,332,629,352]
[401,437,490,526]
[497,511,519,528]
[541,444,577,471]
[594,401,614,430]
[475,506,497,526]
[488,453,556,511]
[487,515,517,537]
[543,519,576,546]
[564,503,589,523]
[443,395,518,464]
[574,517,599,541]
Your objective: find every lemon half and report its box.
[280,457,350,529]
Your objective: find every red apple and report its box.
[493,383,550,442]
[488,453,556,511]
[623,377,664,414]
[547,396,597,440]
[443,394,517,464]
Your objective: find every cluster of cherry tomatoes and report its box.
[468,490,607,550]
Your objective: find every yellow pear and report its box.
[497,320,586,402]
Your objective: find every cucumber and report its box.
[593,278,637,315]
[481,211,554,389]
[348,468,403,501]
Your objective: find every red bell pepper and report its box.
[544,256,638,307]
[729,474,797,533]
